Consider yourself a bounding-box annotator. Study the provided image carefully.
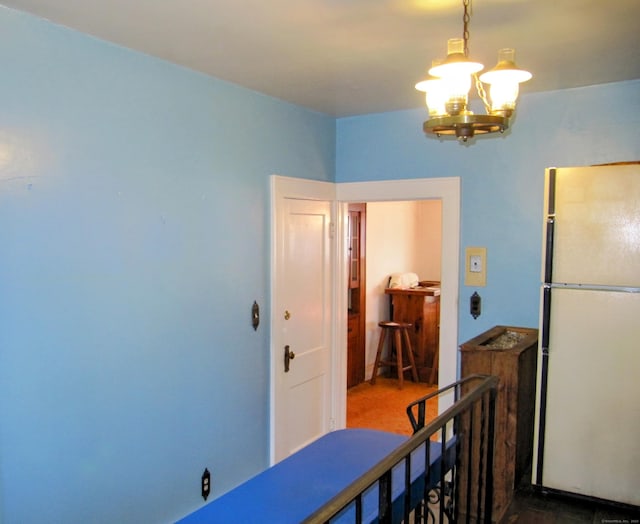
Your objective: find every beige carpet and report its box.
[347,377,438,436]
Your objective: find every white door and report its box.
[271,176,335,463]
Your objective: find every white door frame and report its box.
[333,177,461,427]
[270,176,460,459]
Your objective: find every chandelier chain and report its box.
[463,0,491,113]
[462,0,471,57]
[474,73,492,113]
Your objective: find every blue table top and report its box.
[177,429,407,524]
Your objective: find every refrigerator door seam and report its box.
[547,283,640,293]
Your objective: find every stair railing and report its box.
[303,374,498,524]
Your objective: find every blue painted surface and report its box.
[336,80,640,343]
[0,6,334,524]
[1,3,639,523]
[177,429,407,524]
[178,428,454,524]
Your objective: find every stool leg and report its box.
[370,328,387,385]
[402,327,420,383]
[394,328,404,389]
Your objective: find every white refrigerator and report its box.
[533,164,640,506]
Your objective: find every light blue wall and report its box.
[2,4,639,523]
[0,7,334,524]
[336,80,640,344]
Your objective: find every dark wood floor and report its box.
[499,486,640,524]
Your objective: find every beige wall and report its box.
[363,199,442,376]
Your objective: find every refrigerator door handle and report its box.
[536,284,553,484]
[543,216,555,285]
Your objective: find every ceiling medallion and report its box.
[415,0,532,142]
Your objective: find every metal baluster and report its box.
[465,404,474,523]
[476,395,487,522]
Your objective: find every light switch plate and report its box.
[470,255,482,272]
[465,247,487,286]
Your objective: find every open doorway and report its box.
[335,177,460,435]
[346,199,442,435]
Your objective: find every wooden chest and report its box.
[459,325,538,522]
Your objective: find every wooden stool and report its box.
[370,321,419,389]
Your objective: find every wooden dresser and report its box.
[384,285,440,384]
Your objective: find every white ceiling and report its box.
[2,0,639,116]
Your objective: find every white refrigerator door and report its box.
[551,164,640,288]
[542,288,640,505]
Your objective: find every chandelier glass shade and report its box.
[415,1,532,142]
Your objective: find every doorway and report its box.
[345,199,443,434]
[335,177,460,430]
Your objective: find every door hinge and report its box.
[329,222,336,239]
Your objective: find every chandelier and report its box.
[415,0,532,142]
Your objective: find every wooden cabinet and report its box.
[347,204,366,388]
[459,326,538,522]
[385,287,440,384]
[347,313,362,388]
[347,208,362,289]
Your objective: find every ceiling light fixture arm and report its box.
[473,73,492,114]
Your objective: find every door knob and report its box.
[284,345,295,372]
